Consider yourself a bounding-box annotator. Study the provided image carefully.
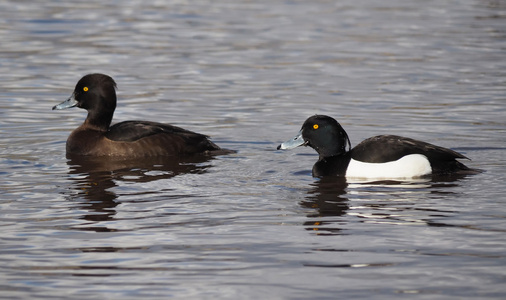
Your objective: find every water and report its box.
[1,0,505,299]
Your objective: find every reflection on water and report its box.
[303,174,475,235]
[301,177,348,234]
[63,154,217,231]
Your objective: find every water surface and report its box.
[1,0,505,299]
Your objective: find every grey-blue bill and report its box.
[52,94,78,110]
[277,130,305,150]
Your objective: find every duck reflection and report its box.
[301,173,478,234]
[301,177,349,235]
[64,154,217,231]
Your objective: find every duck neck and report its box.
[83,110,113,132]
[314,152,352,177]
[317,143,348,159]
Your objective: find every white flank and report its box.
[345,154,432,179]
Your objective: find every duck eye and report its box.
[313,124,319,130]
[83,87,89,92]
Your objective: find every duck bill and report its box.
[52,94,78,110]
[277,130,305,150]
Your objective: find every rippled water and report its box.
[1,0,505,299]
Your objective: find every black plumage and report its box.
[278,115,478,178]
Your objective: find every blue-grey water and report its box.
[1,0,505,299]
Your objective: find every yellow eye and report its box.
[313,124,319,129]
[83,87,88,92]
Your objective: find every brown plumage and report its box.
[53,73,230,158]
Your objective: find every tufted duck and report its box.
[53,73,231,157]
[277,115,479,179]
